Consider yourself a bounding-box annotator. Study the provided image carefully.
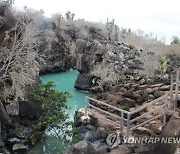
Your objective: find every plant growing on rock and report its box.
[91,65,118,87]
[171,36,180,44]
[28,81,78,147]
[65,11,75,21]
[160,56,170,75]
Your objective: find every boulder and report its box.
[74,108,98,127]
[96,145,108,154]
[74,73,93,90]
[77,126,90,140]
[78,53,93,73]
[8,138,20,144]
[6,99,19,116]
[64,140,95,154]
[12,143,28,152]
[117,98,135,108]
[92,127,108,140]
[159,85,170,91]
[152,118,180,154]
[109,145,130,154]
[154,91,164,98]
[134,146,150,153]
[19,100,41,120]
[75,39,86,53]
[144,88,154,94]
[90,86,103,93]
[86,125,96,130]
[137,93,149,103]
[123,89,135,99]
[148,94,155,101]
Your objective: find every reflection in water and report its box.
[28,70,88,154]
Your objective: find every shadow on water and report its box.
[28,70,88,154]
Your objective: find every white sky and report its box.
[14,0,180,43]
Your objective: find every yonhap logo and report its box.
[106,132,121,148]
[106,132,180,146]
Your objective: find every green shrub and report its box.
[28,81,78,147]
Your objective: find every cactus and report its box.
[161,56,169,75]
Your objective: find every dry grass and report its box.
[119,32,180,57]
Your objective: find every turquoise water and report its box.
[28,70,88,154]
[40,70,88,120]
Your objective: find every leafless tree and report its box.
[0,21,43,126]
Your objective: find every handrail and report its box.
[87,108,120,126]
[130,113,164,131]
[88,103,128,121]
[130,104,165,123]
[170,67,180,111]
[130,94,167,114]
[86,96,130,114]
[85,94,168,137]
[171,67,180,74]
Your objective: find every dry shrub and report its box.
[139,52,161,77]
[0,22,43,101]
[91,64,117,86]
[51,15,109,40]
[15,8,46,28]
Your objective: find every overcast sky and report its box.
[14,0,180,43]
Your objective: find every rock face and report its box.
[39,29,75,74]
[152,117,180,154]
[74,40,158,90]
[0,138,4,153]
[74,73,94,90]
[74,39,180,91]
[19,100,42,126]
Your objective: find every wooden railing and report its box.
[85,94,168,137]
